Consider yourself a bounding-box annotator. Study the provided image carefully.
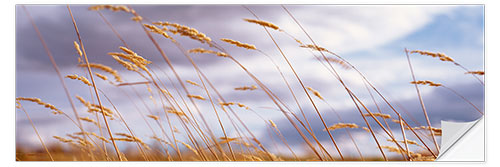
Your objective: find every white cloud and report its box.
[278,5,456,54]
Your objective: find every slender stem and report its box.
[442,85,483,115]
[228,55,325,160]
[95,10,209,160]
[17,103,54,161]
[268,123,299,160]
[280,5,389,160]
[254,49,332,158]
[279,5,435,158]
[244,6,343,161]
[67,5,123,161]
[398,114,411,161]
[98,89,150,161]
[22,5,96,160]
[322,101,364,161]
[97,11,130,48]
[128,8,224,160]
[363,81,395,137]
[196,69,237,161]
[404,48,440,152]
[454,63,484,86]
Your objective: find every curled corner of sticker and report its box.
[436,116,484,161]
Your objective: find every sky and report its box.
[15,5,484,158]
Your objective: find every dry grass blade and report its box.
[187,94,206,100]
[167,109,186,117]
[363,113,392,119]
[410,50,454,62]
[88,5,131,13]
[78,63,122,83]
[220,38,257,50]
[152,21,212,45]
[116,81,150,86]
[269,120,277,128]
[409,126,442,135]
[219,102,236,106]
[53,136,73,143]
[243,18,280,30]
[94,73,108,81]
[186,80,201,87]
[131,16,143,22]
[16,97,63,115]
[323,123,359,131]
[17,103,55,161]
[465,71,484,75]
[305,86,324,100]
[73,41,83,59]
[234,85,258,91]
[66,74,93,86]
[79,117,98,126]
[410,80,442,87]
[147,115,159,121]
[188,48,229,57]
[300,44,328,52]
[299,44,350,69]
[387,139,418,145]
[219,137,239,144]
[236,103,250,110]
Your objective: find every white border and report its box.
[8,0,492,5]
[3,0,499,167]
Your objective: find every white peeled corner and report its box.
[436,116,484,161]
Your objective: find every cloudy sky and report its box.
[16,5,484,159]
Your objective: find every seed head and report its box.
[243,18,280,30]
[465,71,484,75]
[234,85,258,91]
[324,123,359,131]
[306,86,324,100]
[220,38,257,50]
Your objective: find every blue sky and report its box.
[15,5,484,159]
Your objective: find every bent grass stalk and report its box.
[410,80,483,115]
[95,10,213,160]
[314,94,365,161]
[143,18,278,160]
[97,89,151,161]
[209,35,333,159]
[220,37,328,158]
[247,6,345,161]
[22,5,96,160]
[16,103,54,161]
[67,5,122,161]
[281,5,436,158]
[410,50,484,86]
[131,10,223,160]
[253,49,327,157]
[404,49,440,152]
[279,5,431,160]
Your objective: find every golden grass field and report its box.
[15,5,484,161]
